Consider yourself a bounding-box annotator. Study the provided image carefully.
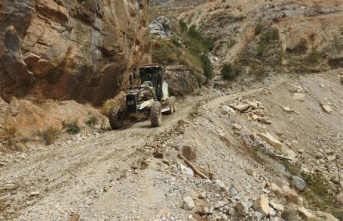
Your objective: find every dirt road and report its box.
[1,70,342,221]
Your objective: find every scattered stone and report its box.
[236,201,249,216]
[69,213,80,221]
[298,207,316,220]
[183,196,195,210]
[291,176,306,191]
[195,201,210,215]
[228,186,239,197]
[214,201,227,209]
[321,103,332,113]
[282,106,296,113]
[232,103,250,112]
[269,207,276,216]
[253,195,270,217]
[182,144,196,161]
[219,105,234,115]
[270,183,283,197]
[293,93,305,100]
[30,191,40,196]
[249,212,263,220]
[256,132,283,150]
[178,163,194,176]
[316,211,340,221]
[270,201,285,212]
[153,150,164,159]
[232,124,242,130]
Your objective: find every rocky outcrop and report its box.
[0,0,150,105]
[149,16,171,39]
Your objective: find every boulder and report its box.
[291,176,307,191]
[149,16,171,39]
[164,65,199,96]
[256,132,283,150]
[182,144,196,161]
[253,195,270,217]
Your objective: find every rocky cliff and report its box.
[0,0,150,105]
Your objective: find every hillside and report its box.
[151,0,343,80]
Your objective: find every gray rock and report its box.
[228,186,239,197]
[291,176,306,191]
[149,16,171,39]
[214,201,227,209]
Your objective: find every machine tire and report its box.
[165,96,176,114]
[151,101,162,127]
[109,106,123,129]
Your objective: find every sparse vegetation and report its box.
[256,28,280,57]
[302,172,343,219]
[151,20,215,80]
[254,23,264,35]
[200,54,214,79]
[85,116,97,128]
[307,47,321,63]
[221,63,238,80]
[41,127,60,145]
[63,121,80,135]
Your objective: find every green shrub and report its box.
[85,116,97,128]
[200,54,213,80]
[221,63,237,80]
[179,20,188,33]
[63,121,80,135]
[307,47,320,63]
[255,23,264,35]
[260,29,279,43]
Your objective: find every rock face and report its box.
[0,0,150,105]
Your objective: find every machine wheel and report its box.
[109,106,123,129]
[151,101,162,127]
[166,96,176,114]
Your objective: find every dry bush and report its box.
[41,127,60,145]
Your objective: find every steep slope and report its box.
[174,0,343,77]
[0,0,150,105]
